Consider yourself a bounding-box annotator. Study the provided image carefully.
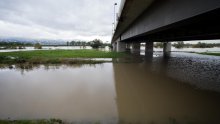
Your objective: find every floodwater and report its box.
[0,52,220,123]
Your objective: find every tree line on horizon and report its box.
[67,39,111,49]
[0,39,111,49]
[0,41,32,49]
[154,42,220,48]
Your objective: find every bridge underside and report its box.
[112,0,220,54]
[123,8,220,43]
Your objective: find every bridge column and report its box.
[126,43,131,49]
[117,41,126,52]
[145,42,153,57]
[112,42,117,51]
[126,43,131,51]
[131,42,140,54]
[163,42,171,56]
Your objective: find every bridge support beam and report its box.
[131,42,140,54]
[125,43,131,52]
[145,42,153,57]
[117,41,126,52]
[126,43,131,49]
[163,42,171,56]
[112,42,117,51]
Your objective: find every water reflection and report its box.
[0,64,104,76]
[113,60,220,123]
[149,52,220,92]
[115,52,220,92]
[0,64,118,123]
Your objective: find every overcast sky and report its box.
[0,0,121,42]
[0,0,219,43]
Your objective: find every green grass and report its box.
[197,52,220,56]
[0,49,125,64]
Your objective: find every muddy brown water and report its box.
[0,52,220,124]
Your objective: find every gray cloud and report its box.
[0,0,121,41]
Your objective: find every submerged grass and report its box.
[0,49,125,64]
[197,52,220,56]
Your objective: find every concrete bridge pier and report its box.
[112,42,117,51]
[131,42,140,55]
[117,41,126,52]
[145,42,153,57]
[163,42,171,56]
[126,43,131,51]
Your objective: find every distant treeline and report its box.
[67,41,89,46]
[154,42,220,48]
[0,39,111,49]
[66,40,110,47]
[0,42,33,46]
[173,42,220,48]
[0,41,33,49]
[187,42,220,48]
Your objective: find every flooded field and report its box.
[0,52,220,123]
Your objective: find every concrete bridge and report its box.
[111,0,220,55]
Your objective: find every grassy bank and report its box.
[197,52,220,56]
[0,50,125,64]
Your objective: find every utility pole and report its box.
[114,3,117,32]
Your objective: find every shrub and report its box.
[34,43,42,49]
[90,39,103,49]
